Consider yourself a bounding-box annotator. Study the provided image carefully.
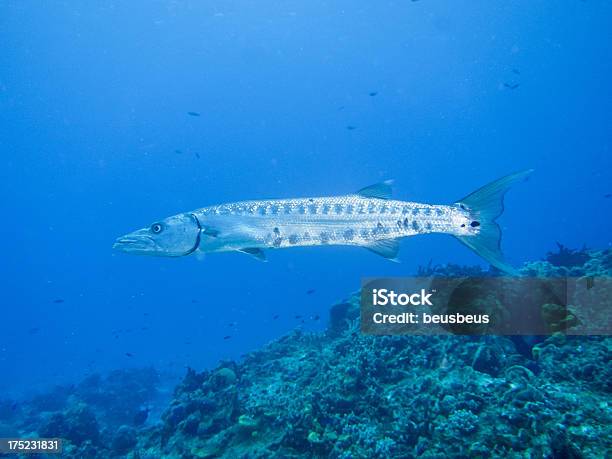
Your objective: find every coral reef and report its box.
[2,249,610,457]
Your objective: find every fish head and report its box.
[113,213,201,257]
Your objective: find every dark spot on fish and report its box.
[284,204,292,213]
[187,111,201,117]
[344,228,355,240]
[504,82,520,90]
[125,352,134,358]
[426,222,433,230]
[360,228,370,239]
[471,221,480,227]
[436,208,443,216]
[270,205,279,214]
[412,220,420,231]
[303,231,311,240]
[288,234,299,244]
[320,232,330,244]
[412,208,419,215]
[273,227,281,236]
[322,204,331,214]
[223,335,231,340]
[308,198,314,203]
[369,91,378,96]
[306,289,316,295]
[346,204,354,214]
[397,220,403,229]
[461,224,466,228]
[403,218,410,228]
[424,208,432,216]
[273,237,282,247]
[298,205,306,214]
[53,299,64,304]
[334,204,343,214]
[308,204,317,213]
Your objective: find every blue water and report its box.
[1,2,611,396]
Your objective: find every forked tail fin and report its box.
[454,169,533,275]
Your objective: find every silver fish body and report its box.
[193,196,472,255]
[114,170,533,274]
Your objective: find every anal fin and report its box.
[237,248,267,262]
[364,239,400,262]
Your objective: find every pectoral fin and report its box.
[237,248,267,262]
[364,239,400,262]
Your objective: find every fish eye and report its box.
[151,223,163,234]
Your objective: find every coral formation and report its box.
[2,248,610,457]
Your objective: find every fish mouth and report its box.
[113,232,158,254]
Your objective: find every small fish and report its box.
[306,289,316,295]
[369,91,378,97]
[174,150,183,154]
[272,314,280,320]
[604,193,611,198]
[512,68,521,75]
[125,352,134,358]
[504,82,520,90]
[346,125,357,130]
[141,327,149,331]
[187,112,201,117]
[53,299,64,304]
[312,314,320,321]
[295,315,303,319]
[223,335,231,340]
[28,327,40,335]
[227,322,237,327]
[195,153,201,159]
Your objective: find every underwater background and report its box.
[1,1,611,457]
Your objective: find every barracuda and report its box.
[113,170,532,274]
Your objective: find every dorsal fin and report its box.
[356,180,394,199]
[363,238,400,262]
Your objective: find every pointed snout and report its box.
[113,229,157,255]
